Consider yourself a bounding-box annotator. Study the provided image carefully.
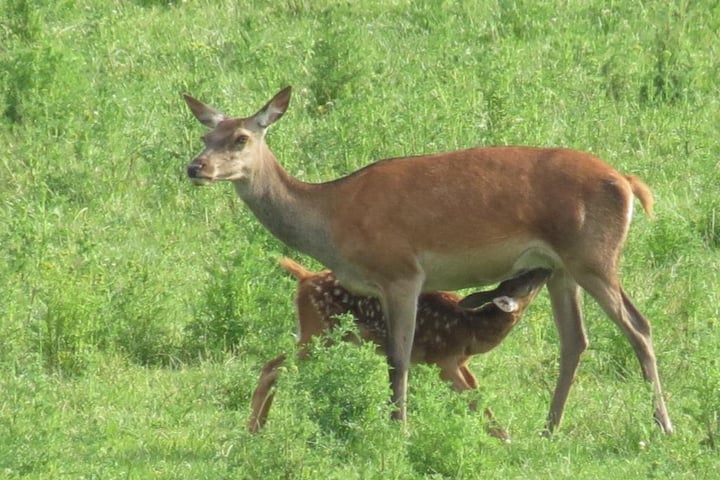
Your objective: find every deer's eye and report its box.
[234,134,249,146]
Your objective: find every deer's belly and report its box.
[419,239,560,291]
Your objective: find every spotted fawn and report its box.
[247,258,549,435]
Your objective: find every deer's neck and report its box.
[233,150,334,261]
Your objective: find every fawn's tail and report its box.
[278,256,314,280]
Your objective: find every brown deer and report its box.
[247,258,549,435]
[184,86,673,434]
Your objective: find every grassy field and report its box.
[2,0,720,477]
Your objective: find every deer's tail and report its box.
[625,175,655,219]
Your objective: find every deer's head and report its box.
[183,86,292,185]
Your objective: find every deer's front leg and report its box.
[380,277,423,422]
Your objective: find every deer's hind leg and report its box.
[545,270,588,434]
[576,269,673,434]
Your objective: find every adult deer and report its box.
[183,86,673,434]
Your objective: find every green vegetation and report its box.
[2,0,719,477]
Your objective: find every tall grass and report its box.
[1,0,719,477]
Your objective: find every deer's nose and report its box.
[187,162,203,178]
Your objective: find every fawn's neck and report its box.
[464,307,513,355]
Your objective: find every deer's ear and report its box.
[183,94,226,128]
[492,296,519,313]
[252,86,292,129]
[458,290,493,309]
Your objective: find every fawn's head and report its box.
[460,268,551,312]
[183,86,292,185]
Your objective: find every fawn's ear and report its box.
[183,94,227,128]
[252,86,292,129]
[458,290,494,309]
[492,296,519,313]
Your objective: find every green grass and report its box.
[2,0,720,477]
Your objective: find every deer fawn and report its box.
[184,86,672,434]
[247,258,549,435]
[281,257,550,389]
